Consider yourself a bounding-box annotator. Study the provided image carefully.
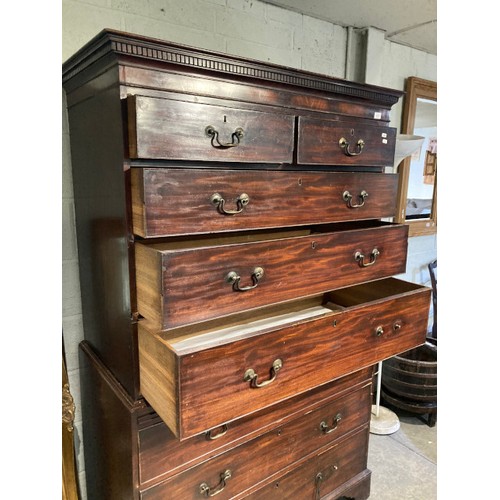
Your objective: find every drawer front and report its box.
[139,396,370,500]
[135,223,408,330]
[242,427,369,500]
[131,168,399,238]
[139,279,430,438]
[139,369,372,486]
[298,117,396,166]
[128,95,294,162]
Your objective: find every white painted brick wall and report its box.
[217,9,293,50]
[227,0,266,16]
[62,0,348,72]
[62,3,436,498]
[296,16,347,76]
[266,2,301,27]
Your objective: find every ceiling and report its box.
[261,0,437,55]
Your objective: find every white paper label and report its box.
[374,112,382,119]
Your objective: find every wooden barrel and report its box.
[381,341,437,425]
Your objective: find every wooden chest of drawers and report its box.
[63,30,430,499]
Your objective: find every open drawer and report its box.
[135,221,408,330]
[138,277,431,439]
[130,167,399,238]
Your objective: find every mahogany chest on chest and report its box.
[63,30,430,499]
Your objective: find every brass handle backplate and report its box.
[343,190,368,208]
[199,469,232,497]
[319,413,342,434]
[374,322,402,338]
[206,125,244,148]
[354,248,380,267]
[211,192,250,215]
[205,424,228,441]
[226,267,264,291]
[315,465,339,499]
[339,137,365,156]
[244,358,283,388]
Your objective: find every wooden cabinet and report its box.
[63,29,430,499]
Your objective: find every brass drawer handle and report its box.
[244,358,283,388]
[343,190,368,208]
[354,248,380,267]
[319,413,342,434]
[205,424,228,441]
[315,465,338,499]
[206,125,244,148]
[226,267,264,292]
[339,137,365,156]
[211,192,250,215]
[199,469,232,497]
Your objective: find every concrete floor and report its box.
[367,409,437,499]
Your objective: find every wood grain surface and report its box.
[128,95,294,162]
[135,222,409,330]
[138,278,430,438]
[138,369,371,486]
[131,168,399,237]
[244,428,370,500]
[141,425,369,499]
[298,116,397,166]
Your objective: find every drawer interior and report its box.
[325,277,425,307]
[140,227,312,252]
[137,219,395,253]
[156,277,427,353]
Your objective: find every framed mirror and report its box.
[395,77,437,236]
